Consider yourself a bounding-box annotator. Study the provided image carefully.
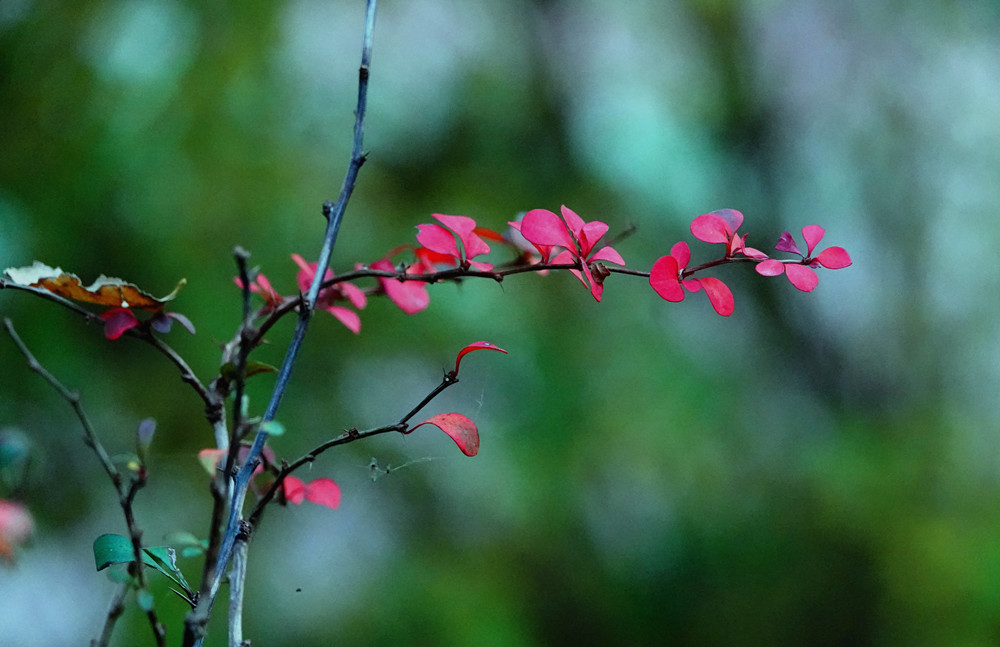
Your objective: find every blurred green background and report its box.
[2,0,1000,645]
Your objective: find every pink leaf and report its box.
[742,246,769,260]
[283,476,307,504]
[341,282,367,309]
[578,220,609,256]
[372,259,430,314]
[454,341,508,375]
[413,413,480,456]
[670,241,691,268]
[100,307,140,340]
[755,259,786,276]
[801,225,826,256]
[303,478,341,509]
[467,258,494,272]
[435,214,492,260]
[649,256,685,302]
[560,205,587,240]
[416,224,461,259]
[682,278,703,293]
[690,210,741,244]
[784,264,819,292]
[708,208,743,232]
[590,246,625,266]
[520,209,576,250]
[325,305,361,333]
[774,232,801,255]
[698,277,734,316]
[815,246,852,269]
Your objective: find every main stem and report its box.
[182,1,377,644]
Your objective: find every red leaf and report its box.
[100,307,140,340]
[413,413,480,456]
[324,305,362,333]
[520,208,576,250]
[415,223,461,258]
[815,246,852,269]
[474,226,505,242]
[372,259,430,314]
[454,341,508,375]
[784,263,819,292]
[649,256,684,302]
[690,213,732,244]
[590,246,625,266]
[755,259,786,276]
[801,225,826,256]
[303,478,341,509]
[698,276,734,316]
[283,476,306,504]
[434,214,491,260]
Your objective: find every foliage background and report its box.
[2,0,999,645]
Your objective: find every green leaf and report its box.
[93,534,194,597]
[94,533,143,572]
[143,545,193,593]
[136,588,156,612]
[220,361,279,383]
[181,545,206,558]
[260,420,285,436]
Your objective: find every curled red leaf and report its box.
[412,413,480,457]
[454,341,508,375]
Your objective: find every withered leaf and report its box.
[3,261,185,312]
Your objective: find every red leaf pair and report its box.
[649,242,734,317]
[282,476,341,509]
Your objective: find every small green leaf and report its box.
[260,420,285,436]
[136,588,155,612]
[181,545,206,558]
[143,545,193,593]
[93,533,194,597]
[94,533,140,572]
[220,361,279,383]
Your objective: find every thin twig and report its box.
[91,581,130,647]
[3,318,166,646]
[248,369,462,527]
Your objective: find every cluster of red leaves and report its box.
[650,209,851,316]
[231,205,851,325]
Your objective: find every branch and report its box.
[3,318,166,646]
[0,280,216,415]
[183,2,379,644]
[247,368,462,527]
[91,581,130,647]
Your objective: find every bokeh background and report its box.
[2,0,1000,645]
